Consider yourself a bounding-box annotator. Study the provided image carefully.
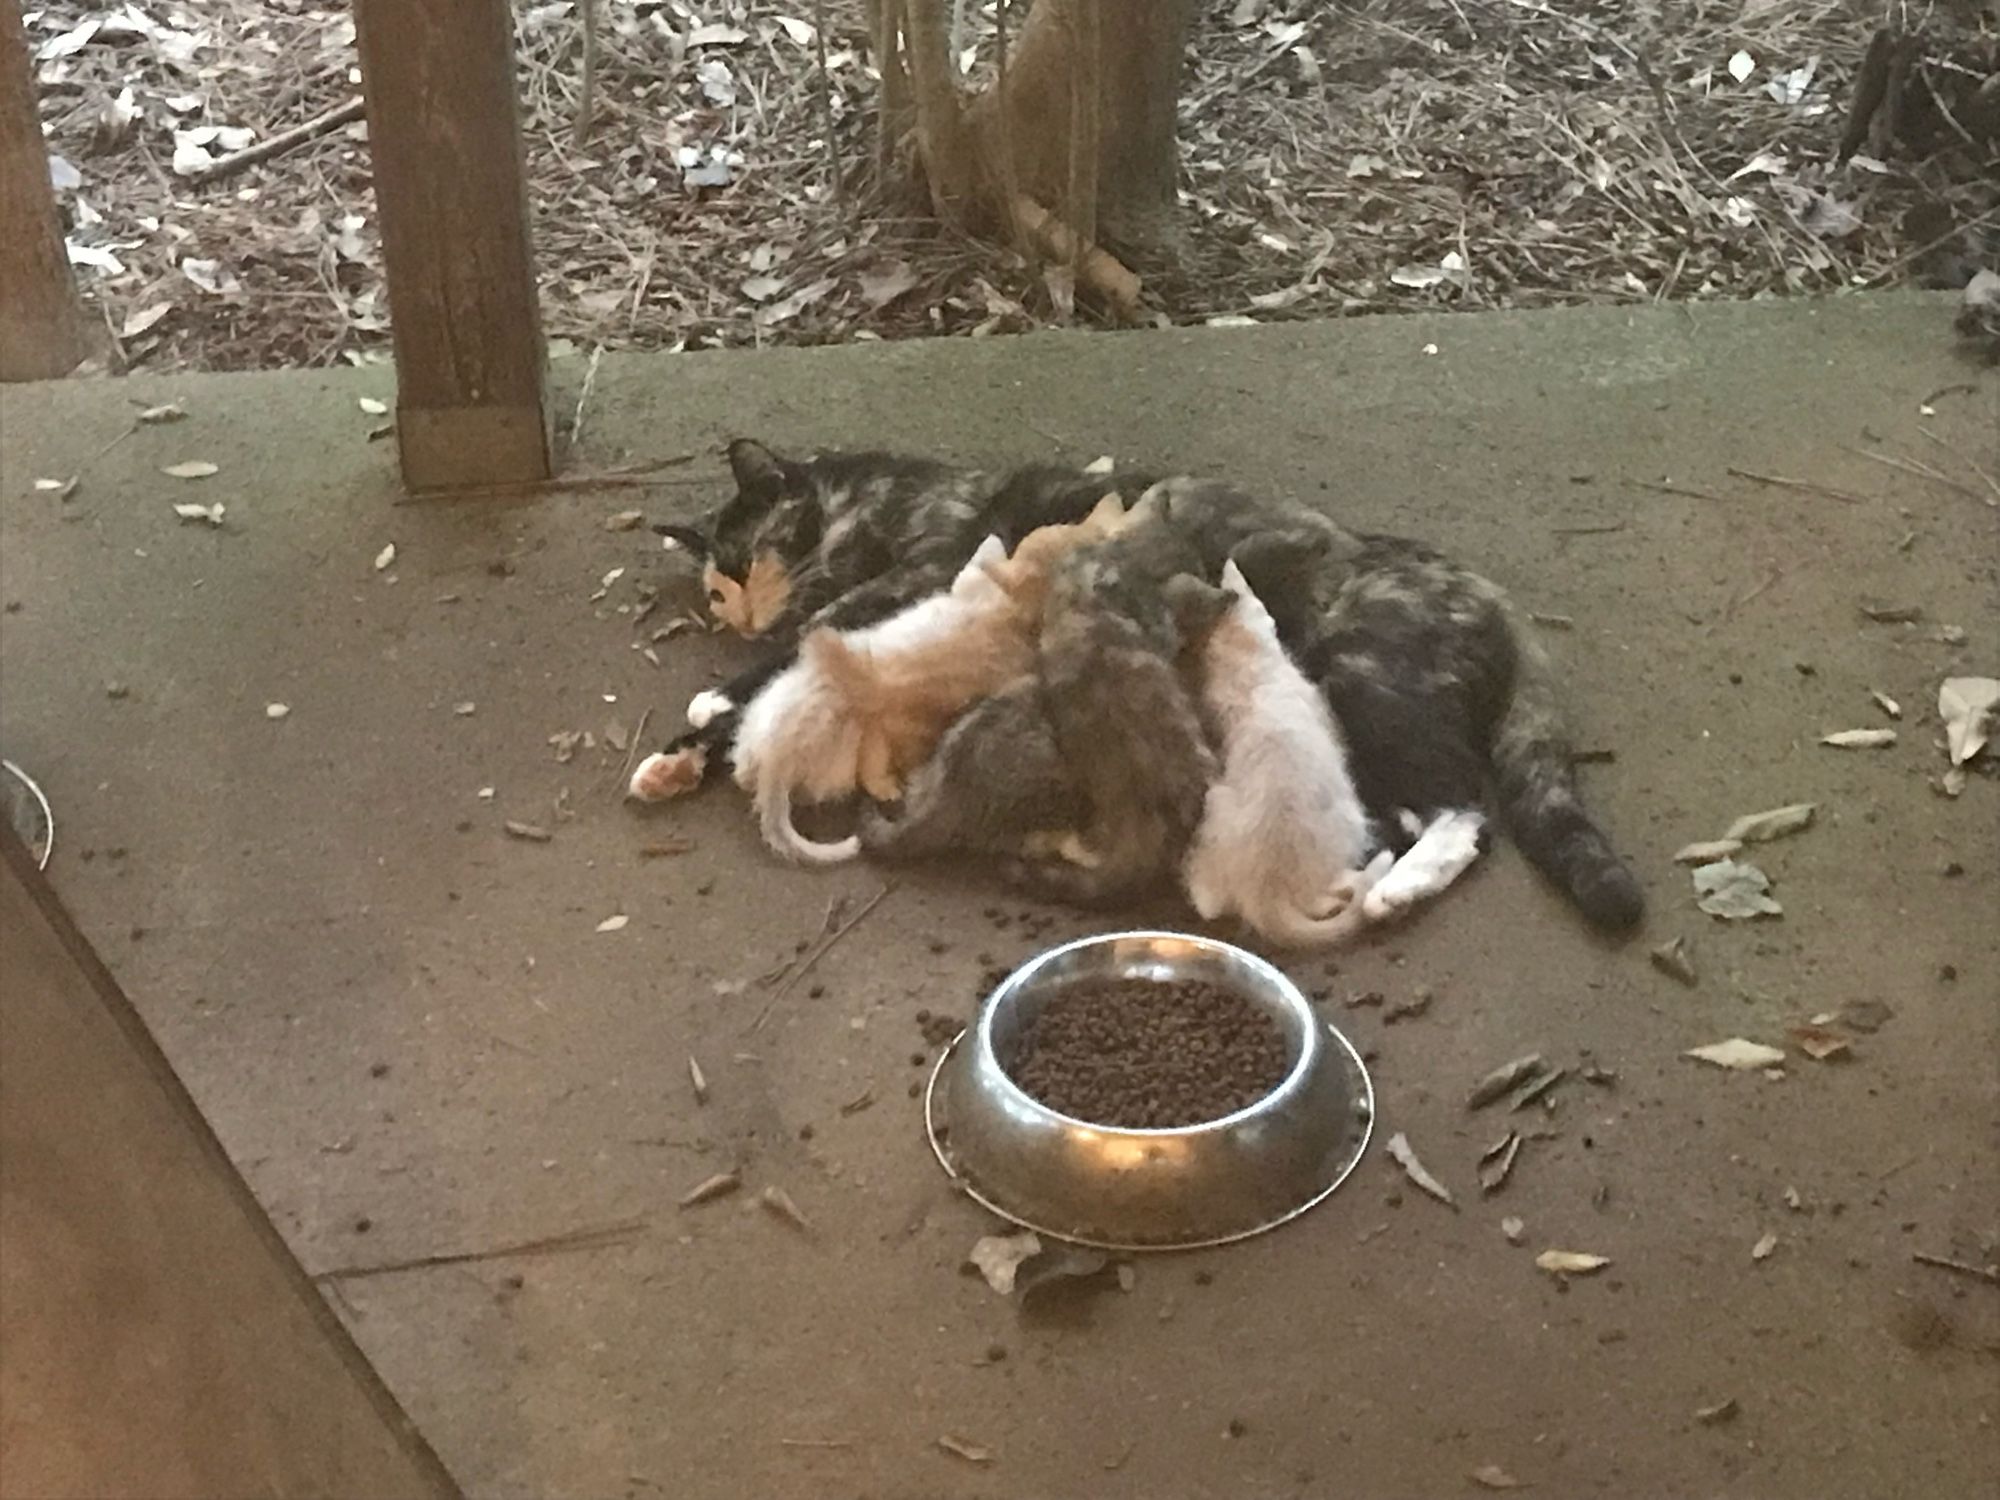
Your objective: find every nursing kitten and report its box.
[858,679,1087,864]
[722,498,1130,864]
[1171,561,1390,949]
[635,442,1160,796]
[1227,519,1642,931]
[999,507,1225,907]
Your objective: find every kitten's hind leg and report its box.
[1362,809,1487,922]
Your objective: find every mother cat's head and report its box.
[656,439,824,636]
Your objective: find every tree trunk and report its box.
[970,0,1194,267]
[1,0,88,381]
[876,0,1195,313]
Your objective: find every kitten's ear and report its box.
[726,438,790,497]
[1162,573,1235,640]
[1084,492,1126,529]
[1229,527,1331,597]
[652,522,710,557]
[970,534,1009,568]
[1219,557,1252,596]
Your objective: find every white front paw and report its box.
[686,689,734,729]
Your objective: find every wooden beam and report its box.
[353,0,551,494]
[0,0,88,382]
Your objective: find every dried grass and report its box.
[26,0,1998,375]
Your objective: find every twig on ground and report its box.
[570,343,605,454]
[312,1217,647,1281]
[1843,443,1990,505]
[1912,1251,2000,1286]
[614,706,651,797]
[1629,478,1726,502]
[779,1437,854,1450]
[190,96,365,185]
[752,883,897,1029]
[1726,466,1871,505]
[1917,427,2000,505]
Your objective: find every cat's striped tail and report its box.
[757,781,861,866]
[1488,619,1644,933]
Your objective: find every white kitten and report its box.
[1177,560,1387,948]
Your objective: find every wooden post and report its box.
[353,0,551,493]
[0,0,89,382]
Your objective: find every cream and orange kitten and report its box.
[701,496,1128,864]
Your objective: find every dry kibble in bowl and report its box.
[999,976,1291,1128]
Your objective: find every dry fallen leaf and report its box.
[603,509,645,532]
[161,460,218,479]
[1693,858,1782,919]
[357,396,389,415]
[857,258,920,310]
[1821,728,1897,749]
[502,820,551,842]
[1470,1465,1525,1490]
[1694,1397,1740,1425]
[1501,1215,1526,1244]
[1870,689,1902,720]
[33,476,78,500]
[453,701,476,717]
[968,1230,1043,1295]
[1479,1132,1523,1194]
[1939,677,2000,766]
[595,913,629,932]
[374,542,396,571]
[1386,1131,1455,1207]
[1535,1249,1611,1275]
[171,502,225,526]
[1650,936,1698,987]
[936,1434,992,1465]
[1722,803,1816,843]
[122,301,172,338]
[759,1184,812,1232]
[1673,837,1743,864]
[1686,1038,1786,1070]
[1788,1023,1851,1061]
[137,403,186,425]
[1752,1231,1779,1261]
[265,702,291,720]
[687,1055,708,1104]
[1468,1053,1543,1108]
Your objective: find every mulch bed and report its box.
[25,1,1998,376]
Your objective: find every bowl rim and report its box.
[971,928,1322,1137]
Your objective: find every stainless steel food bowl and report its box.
[924,931,1373,1250]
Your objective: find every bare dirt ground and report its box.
[2,296,1995,1497]
[27,1,1999,373]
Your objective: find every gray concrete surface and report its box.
[1,296,1995,1499]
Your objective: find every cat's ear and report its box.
[1219,557,1252,596]
[970,534,1009,568]
[726,438,790,498]
[1229,527,1330,598]
[1162,573,1235,640]
[652,522,710,557]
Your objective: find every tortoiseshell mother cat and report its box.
[635,443,1644,932]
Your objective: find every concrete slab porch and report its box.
[1,296,1995,1499]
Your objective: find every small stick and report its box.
[753,884,896,1029]
[570,344,605,455]
[779,1437,853,1450]
[613,706,651,797]
[1912,1252,2000,1286]
[1726,466,1869,505]
[1917,427,2000,505]
[1551,521,1626,535]
[312,1217,646,1281]
[760,1184,814,1233]
[1628,478,1725,503]
[573,0,599,147]
[191,96,365,184]
[813,0,840,205]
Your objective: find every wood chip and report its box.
[1501,1215,1526,1244]
[1694,1397,1740,1425]
[687,1055,708,1104]
[1821,728,1896,748]
[1751,1231,1779,1261]
[1685,1038,1785,1070]
[1470,1465,1525,1490]
[678,1170,740,1207]
[502,820,552,842]
[374,542,397,571]
[595,913,629,932]
[1673,838,1742,864]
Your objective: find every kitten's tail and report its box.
[1249,896,1373,950]
[1488,617,1644,932]
[757,780,860,866]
